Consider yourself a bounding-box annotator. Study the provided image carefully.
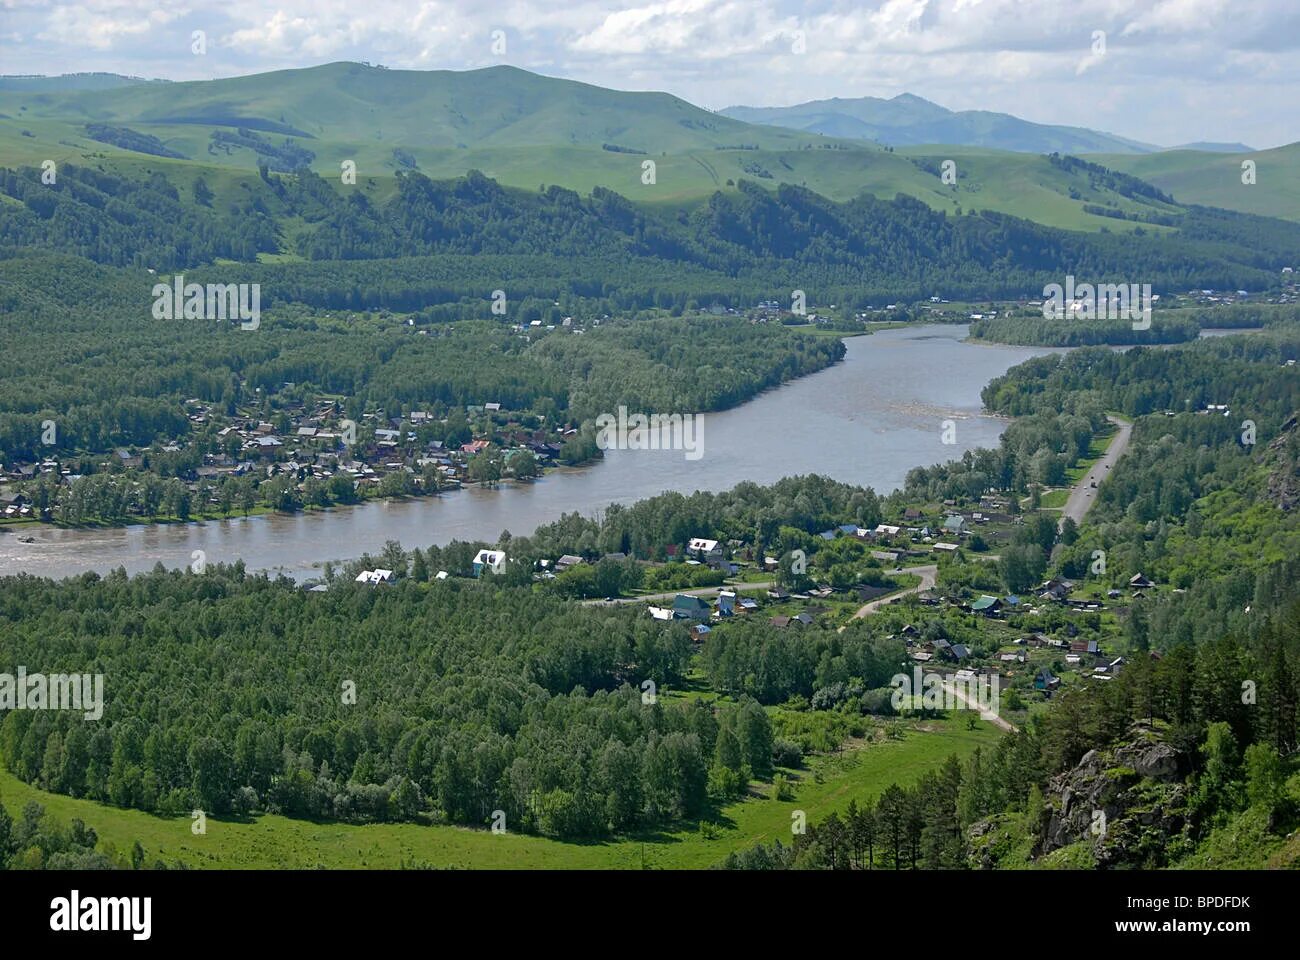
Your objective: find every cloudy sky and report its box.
[2,0,1297,149]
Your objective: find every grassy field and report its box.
[0,714,999,869]
[1097,142,1300,223]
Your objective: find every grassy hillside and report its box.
[0,62,1209,230]
[1098,142,1300,223]
[0,716,997,869]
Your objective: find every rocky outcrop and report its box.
[1263,413,1298,512]
[1039,722,1192,868]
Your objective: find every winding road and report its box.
[848,564,937,620]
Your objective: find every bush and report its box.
[772,738,804,769]
[861,687,897,715]
[772,774,795,801]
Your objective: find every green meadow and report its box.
[0,715,998,869]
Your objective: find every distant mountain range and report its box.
[720,94,1253,155]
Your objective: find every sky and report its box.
[2,0,1297,150]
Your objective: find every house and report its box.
[1065,653,1081,665]
[689,624,712,642]
[648,606,674,621]
[115,449,142,469]
[767,587,790,600]
[903,507,923,521]
[1096,656,1126,676]
[1129,573,1154,589]
[874,523,902,538]
[910,650,934,662]
[717,590,736,616]
[555,554,585,571]
[354,569,394,585]
[673,594,712,620]
[473,549,507,576]
[871,550,901,563]
[998,651,1026,663]
[686,537,722,560]
[949,644,971,661]
[770,615,792,629]
[738,597,759,612]
[1034,669,1061,692]
[1039,579,1073,602]
[933,542,959,553]
[793,611,814,626]
[942,515,966,536]
[970,595,1002,616]
[1070,639,1100,655]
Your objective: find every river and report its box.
[0,324,1060,580]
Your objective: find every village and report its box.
[342,492,1160,729]
[0,395,581,525]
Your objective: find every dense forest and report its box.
[0,569,717,837]
[5,164,1300,310]
[970,303,1300,347]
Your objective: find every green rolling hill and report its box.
[1097,142,1300,223]
[0,61,1273,229]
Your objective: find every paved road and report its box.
[1060,416,1132,530]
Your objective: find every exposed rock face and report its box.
[1040,723,1191,868]
[1263,414,1298,512]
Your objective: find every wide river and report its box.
[0,324,1059,580]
